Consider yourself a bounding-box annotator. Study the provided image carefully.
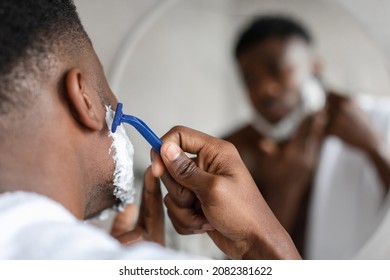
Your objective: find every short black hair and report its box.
[234,15,312,58]
[0,0,91,116]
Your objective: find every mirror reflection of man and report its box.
[225,16,390,259]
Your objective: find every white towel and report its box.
[354,190,390,259]
[306,95,390,259]
[0,191,196,259]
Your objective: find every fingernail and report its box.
[165,142,181,161]
[201,223,215,231]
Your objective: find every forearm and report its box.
[242,220,302,260]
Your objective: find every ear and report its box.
[65,68,104,131]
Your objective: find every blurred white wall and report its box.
[338,0,390,63]
[75,0,390,257]
[76,0,390,173]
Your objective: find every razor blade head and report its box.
[111,102,123,133]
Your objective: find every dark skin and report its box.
[0,31,299,258]
[151,126,301,259]
[224,36,390,256]
[148,121,390,259]
[0,38,299,258]
[0,45,164,246]
[148,40,390,259]
[326,93,390,192]
[225,37,320,253]
[226,112,326,232]
[238,37,313,124]
[2,36,389,260]
[113,37,390,258]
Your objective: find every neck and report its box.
[0,132,86,219]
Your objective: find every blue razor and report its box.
[111,103,163,154]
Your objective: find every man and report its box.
[224,16,390,258]
[0,0,299,259]
[224,16,327,255]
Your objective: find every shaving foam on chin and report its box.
[105,105,135,211]
[252,76,325,142]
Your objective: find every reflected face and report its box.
[238,37,313,124]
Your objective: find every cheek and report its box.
[98,131,115,181]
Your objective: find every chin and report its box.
[260,106,291,124]
[83,191,118,220]
[264,113,287,124]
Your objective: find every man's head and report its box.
[0,0,126,218]
[235,16,316,124]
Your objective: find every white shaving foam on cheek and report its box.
[105,105,135,211]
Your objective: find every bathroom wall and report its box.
[76,0,390,173]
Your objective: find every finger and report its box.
[152,144,198,208]
[159,140,213,196]
[164,194,213,235]
[160,126,218,155]
[110,204,138,237]
[116,229,146,246]
[167,210,205,235]
[161,171,197,208]
[160,126,240,174]
[137,166,165,245]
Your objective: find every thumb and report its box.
[160,141,213,196]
